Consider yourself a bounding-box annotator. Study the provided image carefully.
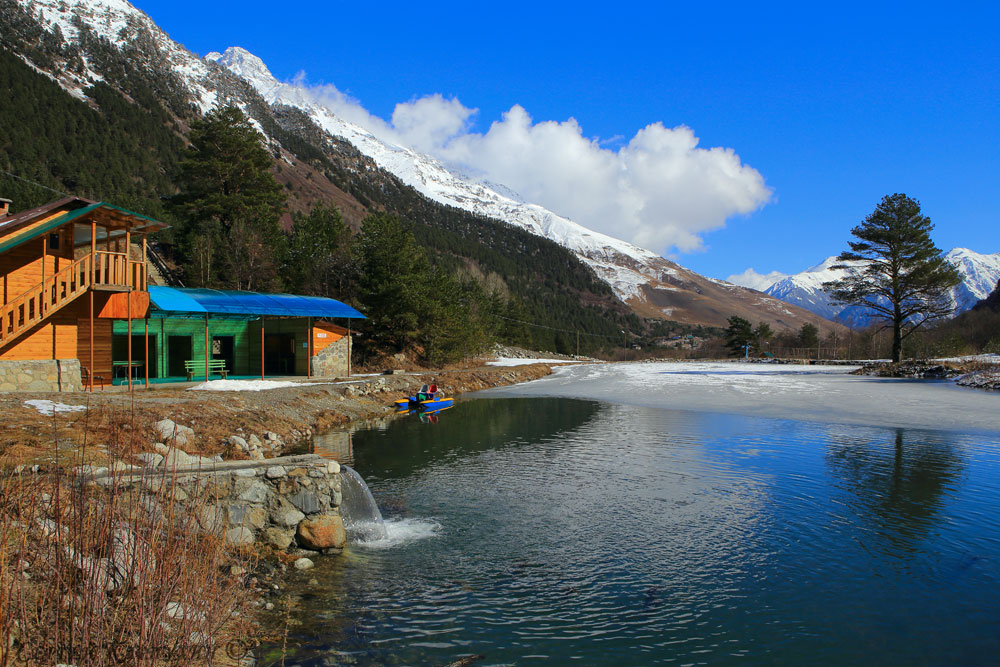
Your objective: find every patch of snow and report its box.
[25,400,87,415]
[188,379,332,391]
[486,358,582,367]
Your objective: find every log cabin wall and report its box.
[0,228,74,306]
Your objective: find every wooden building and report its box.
[0,197,365,391]
[111,287,364,383]
[0,197,166,391]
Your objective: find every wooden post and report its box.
[204,314,209,382]
[127,309,132,392]
[144,317,149,389]
[347,318,351,378]
[125,228,130,288]
[260,317,265,380]
[88,291,94,392]
[88,222,95,391]
[41,236,46,316]
[307,317,312,379]
[141,234,147,291]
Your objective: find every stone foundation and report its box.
[0,359,83,392]
[310,336,350,377]
[84,454,346,553]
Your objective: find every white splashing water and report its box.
[354,517,442,549]
[339,465,387,542]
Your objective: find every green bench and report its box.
[184,359,228,381]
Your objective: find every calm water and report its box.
[275,397,1000,666]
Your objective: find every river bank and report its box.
[0,362,557,468]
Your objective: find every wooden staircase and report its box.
[0,252,147,350]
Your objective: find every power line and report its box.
[0,169,71,199]
[495,314,627,341]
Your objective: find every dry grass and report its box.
[0,405,260,667]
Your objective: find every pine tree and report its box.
[170,106,287,290]
[823,193,960,362]
[285,201,352,298]
[725,315,754,357]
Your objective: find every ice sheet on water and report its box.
[482,361,1000,434]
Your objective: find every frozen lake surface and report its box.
[481,361,1000,433]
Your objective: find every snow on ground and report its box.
[188,379,332,392]
[486,358,583,367]
[480,361,1000,434]
[25,400,87,416]
[935,353,1000,363]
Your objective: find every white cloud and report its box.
[301,82,773,255]
[725,267,788,291]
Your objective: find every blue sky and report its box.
[137,1,998,279]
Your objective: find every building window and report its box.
[48,232,60,251]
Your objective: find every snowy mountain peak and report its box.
[205,47,278,91]
[743,247,1000,324]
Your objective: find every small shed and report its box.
[110,287,365,384]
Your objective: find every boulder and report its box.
[195,506,226,533]
[270,499,305,528]
[162,447,195,469]
[154,419,195,448]
[293,557,314,570]
[288,490,320,514]
[296,515,346,550]
[262,527,295,550]
[135,452,163,469]
[229,436,249,452]
[225,526,255,547]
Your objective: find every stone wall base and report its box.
[0,359,83,392]
[311,336,350,378]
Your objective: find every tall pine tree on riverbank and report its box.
[824,193,960,363]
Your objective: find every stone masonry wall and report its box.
[0,359,83,392]
[310,335,350,378]
[87,454,346,554]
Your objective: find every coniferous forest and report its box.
[0,16,669,363]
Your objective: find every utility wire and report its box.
[495,314,629,341]
[0,169,72,199]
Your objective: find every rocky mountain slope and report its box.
[4,0,841,333]
[730,248,1000,325]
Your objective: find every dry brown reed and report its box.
[0,400,259,666]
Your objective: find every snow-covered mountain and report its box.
[729,248,1000,324]
[11,0,844,332]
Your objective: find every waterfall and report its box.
[339,465,388,542]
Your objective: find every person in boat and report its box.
[415,383,440,402]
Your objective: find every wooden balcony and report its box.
[0,251,148,349]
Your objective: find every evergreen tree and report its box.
[753,321,774,354]
[798,323,819,348]
[285,201,352,298]
[725,315,754,356]
[823,193,960,362]
[170,106,287,291]
[353,212,433,355]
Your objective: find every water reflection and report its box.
[281,399,1000,666]
[825,427,965,553]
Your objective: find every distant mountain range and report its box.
[728,248,1000,325]
[2,0,844,334]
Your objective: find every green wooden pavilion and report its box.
[109,287,365,385]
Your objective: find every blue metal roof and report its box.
[148,287,365,319]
